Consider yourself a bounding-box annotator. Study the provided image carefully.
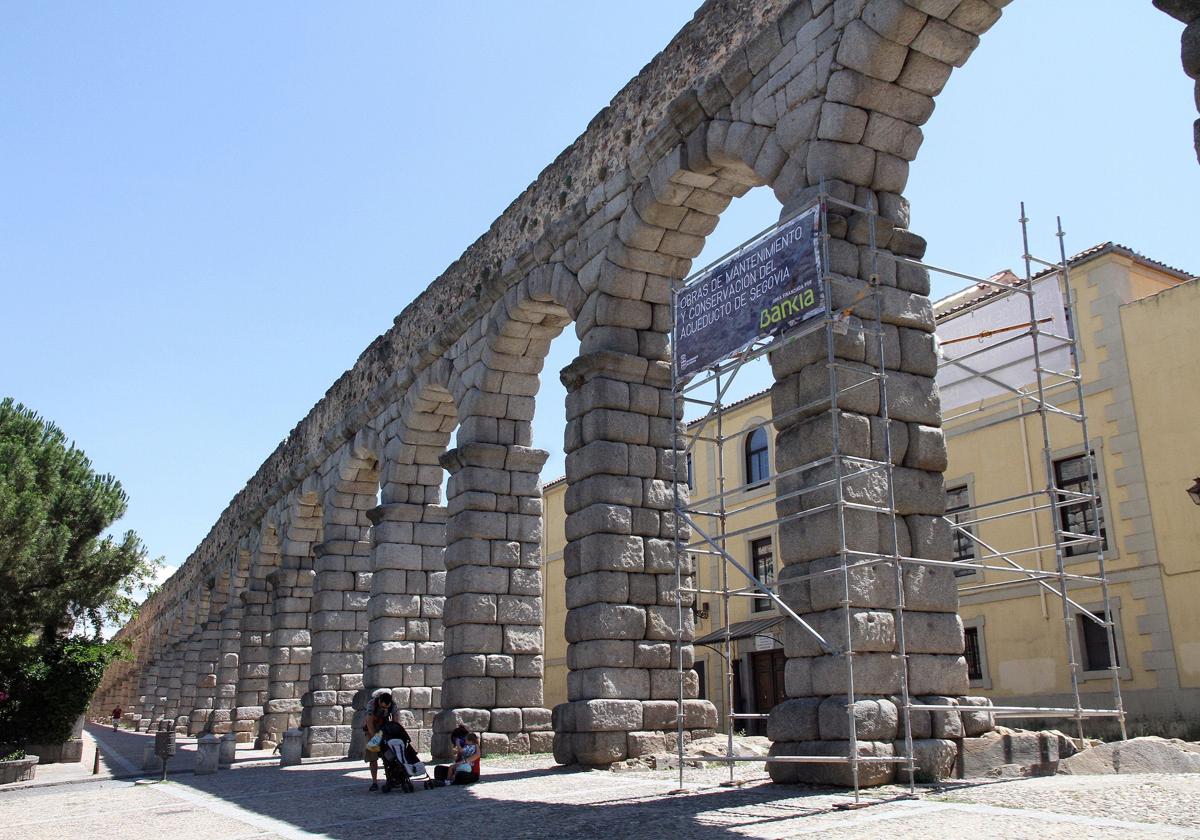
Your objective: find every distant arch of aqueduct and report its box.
[94,0,1198,785]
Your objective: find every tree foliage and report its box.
[0,397,162,639]
[0,635,123,749]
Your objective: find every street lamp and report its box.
[1188,478,1200,506]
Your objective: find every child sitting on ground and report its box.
[454,732,480,784]
[427,731,481,787]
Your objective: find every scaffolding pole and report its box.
[669,191,1125,800]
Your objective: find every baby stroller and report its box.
[378,722,428,794]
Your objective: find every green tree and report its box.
[0,397,162,640]
[0,635,122,749]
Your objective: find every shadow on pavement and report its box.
[85,724,890,839]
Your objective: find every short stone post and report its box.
[279,728,303,766]
[218,733,237,766]
[194,733,220,775]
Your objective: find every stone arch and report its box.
[129,585,168,725]
[545,123,790,764]
[553,161,810,762]
[95,616,149,720]
[552,0,989,782]
[136,600,174,727]
[103,654,136,721]
[385,360,457,505]
[447,263,579,449]
[432,263,590,757]
[130,612,159,725]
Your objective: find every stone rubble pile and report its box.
[1058,736,1200,776]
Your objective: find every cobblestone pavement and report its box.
[2,747,1197,840]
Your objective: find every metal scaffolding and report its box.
[929,205,1128,744]
[669,187,1126,799]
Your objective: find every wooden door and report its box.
[750,649,787,735]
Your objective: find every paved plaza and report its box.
[0,724,1196,839]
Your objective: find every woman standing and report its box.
[362,691,401,791]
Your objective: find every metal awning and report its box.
[694,615,783,646]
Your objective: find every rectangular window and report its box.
[1079,611,1118,671]
[1054,453,1108,557]
[693,659,706,701]
[751,537,774,613]
[964,626,983,681]
[686,452,694,489]
[945,484,976,575]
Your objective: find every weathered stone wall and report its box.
[94,0,1196,785]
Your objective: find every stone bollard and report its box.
[279,729,303,767]
[195,734,220,775]
[218,733,237,766]
[142,744,163,774]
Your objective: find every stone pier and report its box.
[552,351,716,765]
[762,183,982,785]
[434,441,553,758]
[262,498,317,748]
[302,452,377,758]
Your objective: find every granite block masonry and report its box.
[92,0,1196,786]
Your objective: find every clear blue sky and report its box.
[3,2,1196,586]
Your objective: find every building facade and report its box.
[542,244,1200,738]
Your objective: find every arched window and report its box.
[744,427,769,488]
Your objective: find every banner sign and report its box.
[674,206,823,377]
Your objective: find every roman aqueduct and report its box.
[92,0,1200,785]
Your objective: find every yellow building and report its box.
[938,244,1197,738]
[543,243,1199,738]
